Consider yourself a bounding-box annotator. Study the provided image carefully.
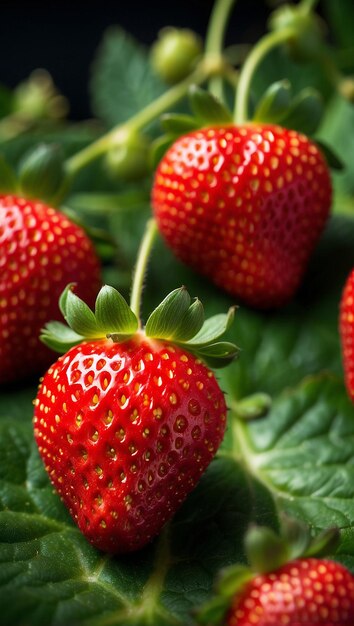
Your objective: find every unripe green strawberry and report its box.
[0,194,101,384]
[152,124,332,309]
[151,27,202,84]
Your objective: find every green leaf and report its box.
[253,79,292,123]
[323,0,354,49]
[161,113,199,135]
[150,134,175,169]
[314,138,344,171]
[280,87,324,135]
[189,86,233,124]
[226,375,354,549]
[40,321,84,353]
[195,342,240,369]
[91,27,165,128]
[0,154,17,193]
[62,289,100,338]
[0,390,277,626]
[145,287,191,339]
[95,285,138,336]
[318,94,354,195]
[187,308,236,347]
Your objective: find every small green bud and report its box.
[13,69,69,121]
[105,129,150,182]
[18,143,65,202]
[269,4,324,62]
[338,77,354,104]
[151,27,202,84]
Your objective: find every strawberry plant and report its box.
[1,0,354,624]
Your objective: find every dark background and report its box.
[0,0,269,119]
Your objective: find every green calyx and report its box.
[41,284,239,368]
[41,284,139,352]
[269,3,324,63]
[151,85,232,168]
[145,286,239,367]
[196,517,340,625]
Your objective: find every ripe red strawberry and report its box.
[340,268,354,402]
[34,337,227,553]
[226,558,354,625]
[33,284,237,553]
[197,524,354,626]
[0,194,101,384]
[152,124,332,308]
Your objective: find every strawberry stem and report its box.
[130,218,158,323]
[234,27,297,124]
[205,0,237,102]
[62,62,214,187]
[300,0,320,13]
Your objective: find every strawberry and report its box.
[33,284,238,553]
[226,558,354,625]
[152,124,332,308]
[0,194,101,384]
[340,268,354,402]
[197,522,354,626]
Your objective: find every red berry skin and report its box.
[226,558,354,625]
[33,336,227,553]
[340,269,354,403]
[0,195,101,384]
[152,124,332,309]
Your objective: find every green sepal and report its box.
[196,565,252,625]
[40,284,140,354]
[173,298,204,341]
[280,514,312,560]
[145,287,192,340]
[314,139,344,171]
[186,307,236,347]
[145,289,238,369]
[0,155,17,193]
[18,143,65,202]
[233,392,272,420]
[40,321,85,353]
[150,134,175,169]
[253,80,292,123]
[245,525,290,574]
[194,341,239,369]
[161,113,199,135]
[189,85,233,124]
[95,285,138,336]
[280,88,324,136]
[303,527,340,558]
[61,288,100,338]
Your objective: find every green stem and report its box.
[205,0,237,100]
[234,27,297,124]
[130,218,158,322]
[300,0,320,14]
[64,62,212,181]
